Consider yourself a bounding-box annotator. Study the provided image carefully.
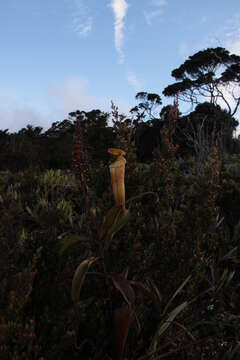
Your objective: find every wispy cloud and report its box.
[0,95,48,133]
[144,0,167,26]
[47,77,94,115]
[200,16,207,24]
[0,75,134,133]
[224,15,240,55]
[47,77,133,120]
[127,71,143,91]
[71,0,93,38]
[178,13,240,60]
[178,42,190,59]
[222,16,240,127]
[110,0,128,64]
[217,83,240,114]
[0,77,95,133]
[72,15,92,37]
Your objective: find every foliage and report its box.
[1,46,240,359]
[163,47,240,116]
[175,102,239,158]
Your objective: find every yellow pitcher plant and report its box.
[98,148,130,244]
[108,148,126,210]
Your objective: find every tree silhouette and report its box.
[175,102,238,158]
[130,92,162,123]
[163,47,240,116]
[68,109,114,164]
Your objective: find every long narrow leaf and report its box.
[59,234,89,256]
[110,209,130,237]
[99,205,123,241]
[225,271,235,288]
[111,274,135,308]
[151,301,188,351]
[104,209,130,250]
[113,306,133,360]
[163,275,191,317]
[220,247,237,262]
[71,257,99,303]
[216,268,229,293]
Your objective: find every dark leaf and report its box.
[111,274,135,308]
[72,257,99,303]
[113,305,133,360]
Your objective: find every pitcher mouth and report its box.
[108,148,126,157]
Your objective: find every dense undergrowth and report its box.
[1,102,240,359]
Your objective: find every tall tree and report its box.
[69,109,114,164]
[175,103,238,159]
[130,92,164,162]
[163,47,240,116]
[130,92,162,124]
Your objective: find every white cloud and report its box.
[127,72,143,91]
[200,16,207,24]
[227,38,240,56]
[47,77,134,124]
[144,0,167,26]
[152,0,167,6]
[144,9,163,26]
[0,78,95,133]
[168,14,240,134]
[224,14,240,55]
[178,42,190,59]
[182,14,240,60]
[71,0,93,38]
[0,76,134,133]
[110,0,128,64]
[47,77,95,116]
[222,14,240,132]
[220,87,240,112]
[72,15,92,37]
[0,102,48,133]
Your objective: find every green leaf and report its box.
[216,268,229,293]
[220,247,237,262]
[26,206,34,217]
[100,205,123,239]
[151,301,188,351]
[59,234,89,256]
[130,279,162,315]
[104,209,130,251]
[100,205,130,250]
[162,275,191,317]
[107,209,130,241]
[225,271,235,288]
[71,257,99,303]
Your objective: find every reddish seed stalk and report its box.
[72,119,101,242]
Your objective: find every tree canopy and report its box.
[130,92,162,123]
[163,47,240,116]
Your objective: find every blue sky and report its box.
[1,0,240,133]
